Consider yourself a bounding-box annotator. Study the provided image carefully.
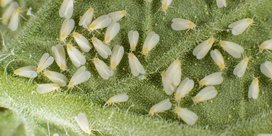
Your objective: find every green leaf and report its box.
[1,0,272,135]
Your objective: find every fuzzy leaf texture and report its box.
[1,0,272,135]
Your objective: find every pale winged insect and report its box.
[79,7,94,28]
[161,59,181,95]
[66,43,86,68]
[219,40,244,58]
[142,31,160,56]
[233,57,250,78]
[91,37,112,59]
[259,39,272,52]
[171,18,196,31]
[75,112,92,135]
[175,78,194,102]
[36,83,60,94]
[174,107,198,126]
[210,49,225,70]
[14,66,38,79]
[59,19,75,42]
[8,6,21,31]
[59,0,73,19]
[36,53,54,73]
[128,30,139,51]
[68,66,91,89]
[248,78,259,99]
[149,98,172,116]
[43,70,68,87]
[105,93,129,106]
[104,22,121,44]
[52,44,67,71]
[92,58,114,80]
[199,72,224,86]
[192,86,218,104]
[0,0,13,7]
[1,2,18,25]
[228,18,254,36]
[216,0,227,8]
[193,37,215,60]
[108,10,127,22]
[128,52,146,77]
[110,45,124,70]
[160,0,173,13]
[72,32,92,52]
[260,61,272,79]
[88,15,112,31]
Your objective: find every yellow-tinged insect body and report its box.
[193,37,215,60]
[192,86,218,104]
[228,18,254,36]
[105,93,129,106]
[233,57,250,78]
[14,66,38,79]
[199,72,223,86]
[149,98,172,116]
[92,58,114,80]
[175,107,198,125]
[171,18,196,31]
[66,43,86,68]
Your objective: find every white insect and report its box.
[0,0,13,7]
[79,7,94,28]
[128,30,139,51]
[199,72,224,86]
[26,7,34,16]
[260,61,272,79]
[36,83,60,94]
[216,0,227,8]
[104,22,120,44]
[2,2,18,25]
[108,10,127,22]
[175,78,194,102]
[14,66,38,79]
[233,57,250,78]
[52,133,59,136]
[142,31,160,56]
[88,15,112,31]
[161,0,173,13]
[228,18,254,36]
[68,66,91,89]
[210,49,225,70]
[52,44,67,71]
[66,43,86,68]
[36,53,54,73]
[91,37,112,59]
[192,86,218,104]
[59,0,73,19]
[8,7,20,31]
[174,107,198,126]
[193,37,215,60]
[259,39,272,52]
[92,58,114,80]
[248,78,259,99]
[110,45,124,70]
[43,70,68,87]
[219,40,244,58]
[59,19,75,42]
[72,32,92,52]
[171,18,196,31]
[128,52,146,77]
[105,93,129,106]
[161,59,181,95]
[75,113,92,135]
[149,99,172,116]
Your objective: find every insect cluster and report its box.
[1,0,272,134]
